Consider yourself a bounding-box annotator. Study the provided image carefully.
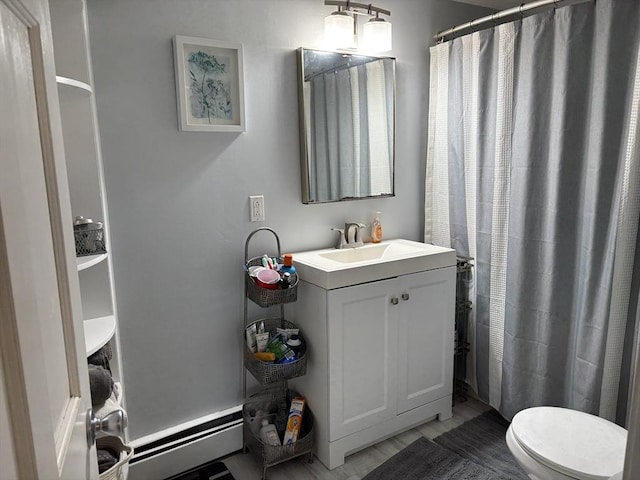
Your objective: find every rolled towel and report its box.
[89,365,113,408]
[88,344,112,372]
[97,447,118,473]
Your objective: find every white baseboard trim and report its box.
[127,407,243,480]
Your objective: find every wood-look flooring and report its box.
[223,396,492,480]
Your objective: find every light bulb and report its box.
[324,11,355,49]
[362,17,392,52]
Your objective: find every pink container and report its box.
[256,269,280,290]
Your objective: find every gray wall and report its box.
[87,0,491,440]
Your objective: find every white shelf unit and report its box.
[77,253,108,271]
[49,0,127,444]
[85,315,117,356]
[56,75,93,93]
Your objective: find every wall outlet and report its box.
[249,195,265,222]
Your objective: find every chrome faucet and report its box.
[332,223,366,249]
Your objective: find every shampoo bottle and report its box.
[371,211,383,243]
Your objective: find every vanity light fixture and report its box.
[362,12,392,52]
[323,0,392,53]
[324,8,355,49]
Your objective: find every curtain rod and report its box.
[434,0,591,43]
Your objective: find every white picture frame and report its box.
[173,35,245,132]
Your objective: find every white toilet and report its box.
[506,406,627,480]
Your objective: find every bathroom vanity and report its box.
[287,240,456,469]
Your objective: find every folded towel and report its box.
[89,365,113,408]
[88,344,112,372]
[97,447,118,473]
[95,396,122,419]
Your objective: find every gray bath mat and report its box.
[363,410,527,479]
[434,410,528,479]
[362,437,509,480]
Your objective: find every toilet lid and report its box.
[510,407,627,480]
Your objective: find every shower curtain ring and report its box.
[519,3,525,18]
[491,13,497,27]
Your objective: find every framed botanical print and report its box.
[174,36,245,132]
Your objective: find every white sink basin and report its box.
[319,243,390,263]
[292,239,456,289]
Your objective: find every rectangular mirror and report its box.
[297,48,396,204]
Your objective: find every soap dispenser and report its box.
[371,211,382,243]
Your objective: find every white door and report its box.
[327,278,398,441]
[397,267,456,414]
[0,0,96,478]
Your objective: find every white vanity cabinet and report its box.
[288,264,456,470]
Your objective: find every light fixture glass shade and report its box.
[324,11,354,49]
[362,18,392,52]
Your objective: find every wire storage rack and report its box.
[242,228,313,479]
[454,255,473,403]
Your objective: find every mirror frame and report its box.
[296,47,396,204]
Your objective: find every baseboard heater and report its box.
[127,406,243,480]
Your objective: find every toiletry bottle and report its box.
[278,272,292,289]
[259,419,281,446]
[247,409,265,434]
[267,334,294,361]
[279,254,297,285]
[286,334,303,357]
[371,211,383,243]
[280,254,296,275]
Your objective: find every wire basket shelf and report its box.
[244,318,307,385]
[245,256,298,307]
[243,388,314,471]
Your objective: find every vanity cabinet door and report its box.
[327,277,398,441]
[396,267,456,414]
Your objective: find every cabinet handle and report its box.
[401,293,410,301]
[390,297,399,305]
